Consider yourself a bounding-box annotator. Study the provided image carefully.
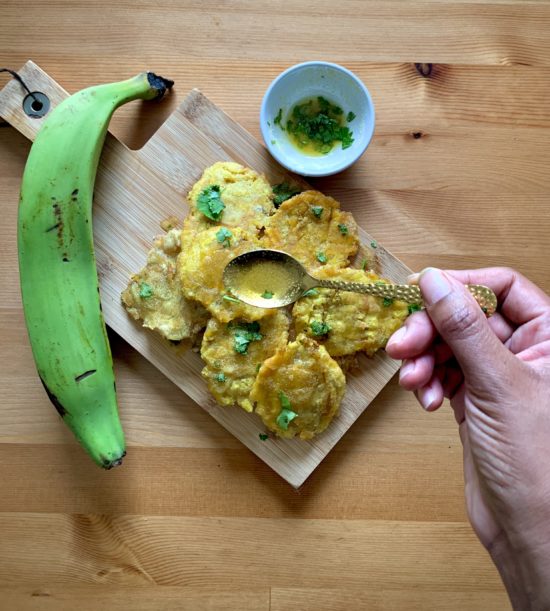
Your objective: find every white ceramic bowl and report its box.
[260,61,375,177]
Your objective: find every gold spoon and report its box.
[223,249,497,316]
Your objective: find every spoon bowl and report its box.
[223,249,310,308]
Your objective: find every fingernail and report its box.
[407,272,420,284]
[419,267,453,307]
[399,359,415,383]
[420,388,438,411]
[386,325,407,350]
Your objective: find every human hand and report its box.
[386,267,550,609]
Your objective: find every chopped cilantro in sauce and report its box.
[262,290,274,299]
[347,111,356,122]
[338,223,348,235]
[139,282,153,298]
[284,96,354,155]
[311,205,323,218]
[276,391,298,430]
[197,185,225,221]
[230,321,263,355]
[272,182,301,207]
[310,320,331,336]
[316,251,327,264]
[274,108,283,128]
[215,372,226,382]
[408,303,422,314]
[215,227,232,247]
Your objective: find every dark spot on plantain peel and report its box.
[74,369,97,383]
[52,203,64,246]
[39,376,67,417]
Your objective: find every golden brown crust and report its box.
[292,266,409,357]
[187,161,274,231]
[201,311,290,412]
[250,334,346,439]
[177,225,268,323]
[261,190,359,271]
[121,229,208,341]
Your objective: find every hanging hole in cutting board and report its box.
[23,91,50,118]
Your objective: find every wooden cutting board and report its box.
[0,61,411,488]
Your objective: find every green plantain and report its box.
[18,72,173,468]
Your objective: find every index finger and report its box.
[411,267,550,326]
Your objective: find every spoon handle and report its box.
[315,279,497,316]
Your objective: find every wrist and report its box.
[489,528,550,610]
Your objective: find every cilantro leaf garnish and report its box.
[139,282,153,298]
[340,127,354,149]
[222,294,240,303]
[361,259,368,271]
[338,223,348,235]
[279,391,292,410]
[383,297,394,307]
[215,227,232,247]
[310,320,331,336]
[408,303,422,314]
[259,433,269,441]
[272,183,301,207]
[311,206,323,218]
[215,372,226,382]
[197,185,225,221]
[316,251,327,264]
[262,290,274,299]
[302,288,319,298]
[231,321,263,355]
[276,391,298,430]
[285,96,355,153]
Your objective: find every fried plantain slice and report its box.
[292,266,409,357]
[251,334,345,439]
[261,190,359,270]
[122,229,209,341]
[201,310,290,413]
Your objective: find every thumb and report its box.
[419,268,511,383]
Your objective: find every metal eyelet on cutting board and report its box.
[22,91,50,118]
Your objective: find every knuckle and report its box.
[436,301,481,340]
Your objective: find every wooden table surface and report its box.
[2,1,550,609]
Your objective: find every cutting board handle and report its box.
[0,61,70,141]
